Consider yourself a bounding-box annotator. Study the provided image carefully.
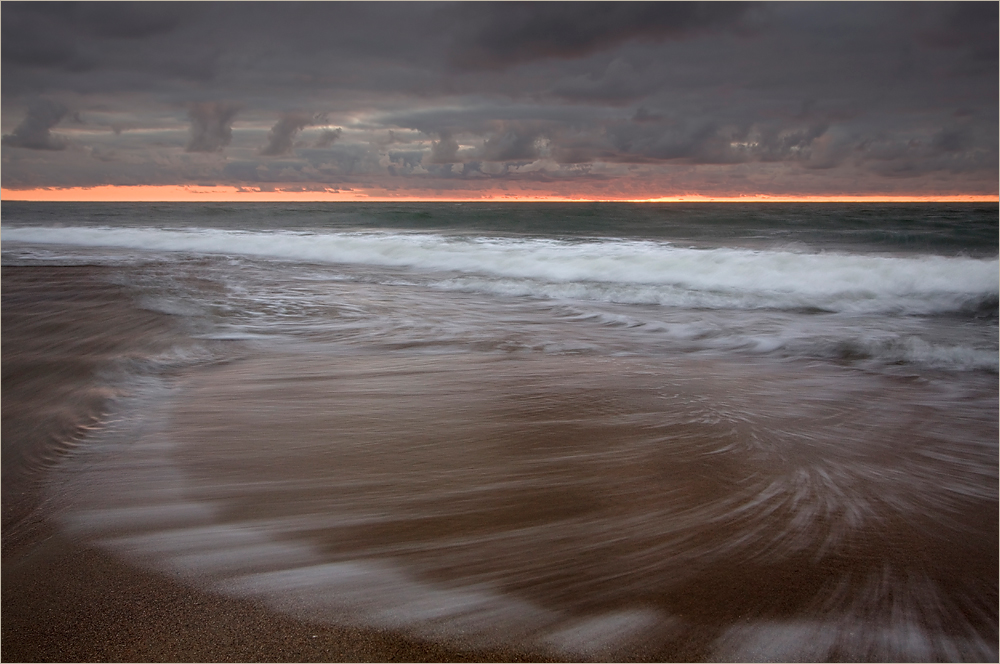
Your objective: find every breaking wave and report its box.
[4,225,997,315]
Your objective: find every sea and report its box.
[2,201,997,661]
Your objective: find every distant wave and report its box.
[5,225,997,315]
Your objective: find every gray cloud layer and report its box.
[2,2,996,195]
[186,102,239,153]
[261,113,314,156]
[2,99,69,150]
[448,2,758,69]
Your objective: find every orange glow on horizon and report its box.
[2,185,996,204]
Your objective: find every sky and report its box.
[2,1,997,202]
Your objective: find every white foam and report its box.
[712,617,997,662]
[62,502,219,534]
[541,609,675,660]
[218,561,559,648]
[5,225,996,314]
[49,374,677,658]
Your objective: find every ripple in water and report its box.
[53,349,998,661]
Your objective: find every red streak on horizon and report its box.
[2,185,997,204]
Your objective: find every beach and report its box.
[2,202,997,661]
[1,265,552,663]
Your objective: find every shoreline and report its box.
[1,264,553,663]
[3,529,550,663]
[3,256,996,662]
[2,265,162,553]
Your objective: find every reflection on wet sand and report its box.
[55,348,998,661]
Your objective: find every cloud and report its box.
[854,123,998,178]
[553,57,650,102]
[919,2,998,60]
[450,1,758,70]
[754,123,831,163]
[930,126,971,154]
[2,99,69,150]
[314,128,342,148]
[604,115,844,167]
[1,7,79,69]
[73,3,186,40]
[1,3,996,197]
[1,2,197,84]
[428,132,460,164]
[386,150,427,175]
[480,124,546,162]
[186,102,239,153]
[261,113,314,156]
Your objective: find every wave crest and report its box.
[4,226,997,315]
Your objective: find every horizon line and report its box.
[2,185,997,204]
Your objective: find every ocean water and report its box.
[2,202,997,661]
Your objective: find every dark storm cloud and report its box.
[186,102,239,153]
[1,2,996,195]
[381,105,611,142]
[229,143,385,183]
[2,99,70,150]
[71,3,186,40]
[918,2,999,62]
[428,133,460,164]
[856,119,998,178]
[314,128,342,149]
[603,114,849,168]
[480,124,547,162]
[1,2,447,98]
[1,6,80,69]
[449,1,758,70]
[551,58,651,102]
[388,150,426,170]
[1,2,194,72]
[261,113,314,156]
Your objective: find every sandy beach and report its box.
[3,218,996,662]
[3,529,551,662]
[1,266,554,663]
[3,0,998,657]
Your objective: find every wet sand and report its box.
[82,347,996,661]
[3,264,996,662]
[1,265,550,663]
[2,266,168,551]
[2,531,548,662]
